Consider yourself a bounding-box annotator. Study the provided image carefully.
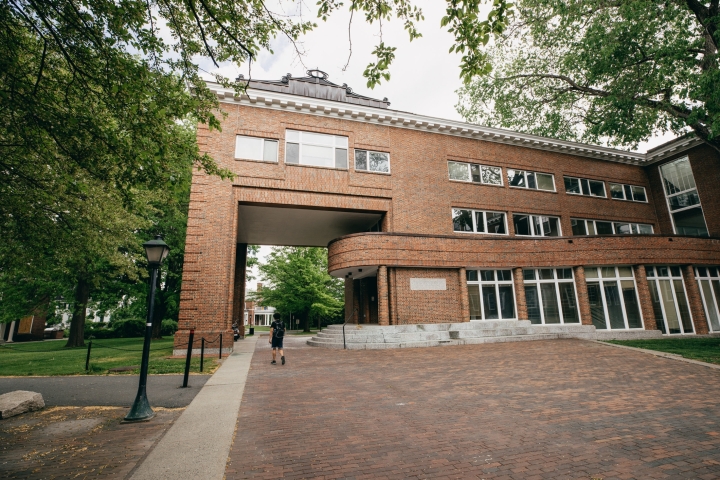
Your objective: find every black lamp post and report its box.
[124,235,170,422]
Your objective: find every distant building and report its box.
[244,283,276,327]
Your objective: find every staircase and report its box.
[307,320,662,350]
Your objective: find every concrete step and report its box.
[307,333,563,350]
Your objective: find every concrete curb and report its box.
[593,340,720,371]
[130,335,259,479]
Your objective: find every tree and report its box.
[456,1,720,152]
[256,247,343,333]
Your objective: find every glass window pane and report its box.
[645,266,655,277]
[468,285,482,320]
[648,281,666,333]
[304,131,335,146]
[672,207,708,237]
[355,150,368,170]
[448,162,470,181]
[509,169,526,187]
[525,285,542,324]
[557,268,573,279]
[466,270,478,282]
[482,286,499,319]
[589,180,606,197]
[624,184,633,200]
[571,219,587,236]
[638,224,653,234]
[601,267,616,278]
[545,217,560,236]
[236,135,264,160]
[486,212,506,234]
[610,183,624,199]
[581,178,591,195]
[621,280,642,328]
[335,135,348,148]
[564,177,580,194]
[618,266,633,278]
[527,172,537,189]
[668,190,701,211]
[474,211,485,233]
[497,270,512,281]
[604,282,626,329]
[585,268,599,279]
[480,270,495,282]
[369,152,389,172]
[285,142,300,164]
[523,269,536,280]
[286,129,300,142]
[614,223,631,235]
[673,280,694,333]
[670,266,681,277]
[536,173,554,191]
[303,144,334,167]
[660,157,696,195]
[559,282,579,323]
[335,148,348,169]
[263,140,278,161]
[698,267,708,277]
[499,285,515,319]
[659,279,681,333]
[587,282,607,329]
[539,269,554,280]
[587,221,596,235]
[710,267,719,277]
[541,283,561,323]
[453,209,473,232]
[700,280,720,331]
[532,216,543,236]
[470,164,481,183]
[596,222,613,235]
[632,186,647,202]
[513,215,532,236]
[482,166,502,185]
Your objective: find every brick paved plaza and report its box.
[227,339,720,479]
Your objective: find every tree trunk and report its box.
[302,311,310,333]
[65,277,90,348]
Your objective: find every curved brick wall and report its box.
[328,233,720,273]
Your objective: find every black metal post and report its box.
[182,329,194,388]
[85,340,92,371]
[219,332,223,359]
[200,337,205,372]
[124,265,159,422]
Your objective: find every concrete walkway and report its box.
[130,335,259,480]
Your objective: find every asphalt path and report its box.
[0,374,211,407]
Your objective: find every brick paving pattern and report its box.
[0,406,181,479]
[227,339,720,479]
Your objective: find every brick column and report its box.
[232,243,248,338]
[633,264,658,331]
[513,267,527,320]
[459,268,470,322]
[573,266,593,326]
[377,266,390,325]
[683,265,709,334]
[389,268,398,325]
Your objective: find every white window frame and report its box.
[659,157,709,236]
[507,169,556,192]
[563,176,607,198]
[585,266,645,330]
[354,149,391,174]
[447,161,504,186]
[696,266,720,333]
[234,135,279,162]
[522,268,581,325]
[646,266,695,335]
[608,183,648,203]
[512,213,562,237]
[571,218,653,236]
[452,208,508,235]
[466,269,517,320]
[285,129,348,169]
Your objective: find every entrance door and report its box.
[355,277,378,324]
[646,266,694,334]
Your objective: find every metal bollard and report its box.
[182,329,194,388]
[200,337,205,372]
[219,333,223,359]
[85,341,92,371]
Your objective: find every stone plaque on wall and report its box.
[410,278,447,291]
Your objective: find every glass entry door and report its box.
[696,266,720,332]
[646,266,694,334]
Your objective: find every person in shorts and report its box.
[269,312,285,365]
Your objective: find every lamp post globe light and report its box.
[124,235,170,422]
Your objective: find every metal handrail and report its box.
[342,311,355,350]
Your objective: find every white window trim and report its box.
[563,176,607,198]
[585,266,645,330]
[646,266,695,335]
[571,218,654,236]
[507,169,556,192]
[234,135,279,162]
[659,157,709,235]
[285,129,348,169]
[452,208,509,236]
[608,182,648,203]
[696,266,720,333]
[354,148,391,174]
[512,213,562,237]
[467,269,517,321]
[523,268,581,325]
[447,161,504,187]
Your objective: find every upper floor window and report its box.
[235,135,278,162]
[513,214,561,237]
[355,149,390,173]
[609,183,647,202]
[571,218,653,236]
[564,176,606,198]
[660,157,708,236]
[448,161,503,186]
[285,129,348,169]
[452,208,507,235]
[507,169,555,191]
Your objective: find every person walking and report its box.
[269,312,285,365]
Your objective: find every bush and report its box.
[111,318,146,338]
[161,319,178,336]
[84,321,115,339]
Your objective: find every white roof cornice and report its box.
[207,82,701,166]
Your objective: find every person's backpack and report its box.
[274,321,285,339]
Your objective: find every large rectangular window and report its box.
[660,157,708,236]
[696,266,720,333]
[355,149,390,173]
[452,208,507,235]
[571,218,653,236]
[609,183,647,202]
[507,169,555,191]
[467,269,516,320]
[235,135,279,162]
[523,268,580,324]
[564,176,606,198]
[513,214,561,237]
[448,161,503,186]
[585,266,643,330]
[646,266,694,334]
[285,129,348,169]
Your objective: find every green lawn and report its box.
[606,338,720,365]
[0,338,219,376]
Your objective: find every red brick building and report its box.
[174,70,720,353]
